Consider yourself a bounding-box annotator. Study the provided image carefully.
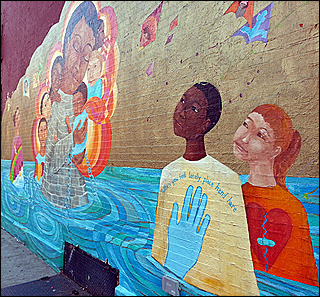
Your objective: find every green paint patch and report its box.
[307,214,319,227]
[310,234,319,248]
[111,233,127,246]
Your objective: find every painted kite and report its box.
[224,1,255,30]
[139,1,163,50]
[232,2,273,44]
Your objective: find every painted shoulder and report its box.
[161,155,240,180]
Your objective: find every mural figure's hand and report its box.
[65,115,72,134]
[86,97,107,123]
[164,185,211,279]
[73,117,88,145]
[71,149,86,165]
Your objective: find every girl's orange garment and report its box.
[242,182,319,287]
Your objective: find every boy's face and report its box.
[73,92,86,117]
[173,86,210,140]
[87,57,102,85]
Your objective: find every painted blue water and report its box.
[1,160,319,296]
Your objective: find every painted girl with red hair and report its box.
[233,104,318,287]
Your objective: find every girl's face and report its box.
[38,121,48,147]
[233,112,281,164]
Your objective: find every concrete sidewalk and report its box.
[1,227,57,289]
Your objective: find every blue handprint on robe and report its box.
[164,185,211,279]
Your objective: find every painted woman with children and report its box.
[40,1,118,209]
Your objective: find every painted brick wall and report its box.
[1,1,319,296]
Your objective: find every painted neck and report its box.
[183,136,206,161]
[40,145,46,157]
[248,159,276,187]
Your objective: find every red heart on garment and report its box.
[245,202,292,271]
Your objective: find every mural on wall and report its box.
[23,78,30,97]
[169,16,178,32]
[145,60,155,76]
[233,104,319,287]
[165,16,178,46]
[151,82,260,296]
[28,1,119,209]
[232,2,273,44]
[139,1,163,50]
[1,1,319,296]
[224,1,255,29]
[32,83,51,185]
[10,107,24,187]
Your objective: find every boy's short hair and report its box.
[193,82,222,133]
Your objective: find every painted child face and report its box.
[87,56,102,86]
[173,86,210,140]
[14,109,21,130]
[51,62,63,93]
[38,120,48,147]
[72,92,86,117]
[62,16,95,94]
[233,112,280,163]
[41,93,52,119]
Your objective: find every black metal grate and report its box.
[63,242,119,296]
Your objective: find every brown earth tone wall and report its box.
[1,2,319,295]
[1,1,318,177]
[1,1,65,120]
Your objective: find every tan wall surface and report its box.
[1,1,319,177]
